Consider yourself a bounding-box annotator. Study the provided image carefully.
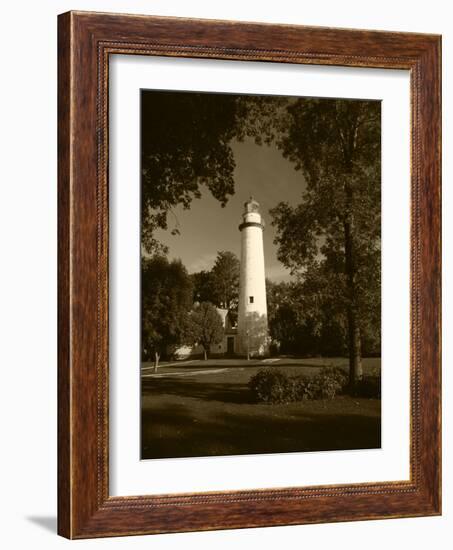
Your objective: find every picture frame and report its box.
[58,10,441,539]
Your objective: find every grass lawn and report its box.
[141,357,381,459]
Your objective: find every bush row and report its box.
[248,367,380,404]
[248,367,348,404]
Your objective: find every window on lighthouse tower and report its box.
[249,296,254,304]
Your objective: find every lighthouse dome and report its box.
[243,196,260,214]
[240,196,265,230]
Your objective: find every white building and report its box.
[236,197,269,357]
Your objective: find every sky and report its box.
[154,136,306,282]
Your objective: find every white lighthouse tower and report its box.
[237,197,269,357]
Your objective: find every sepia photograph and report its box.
[140,89,381,460]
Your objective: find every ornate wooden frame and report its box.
[58,11,441,539]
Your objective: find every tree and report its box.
[269,98,381,385]
[141,92,247,254]
[184,302,224,360]
[242,311,270,359]
[191,251,240,311]
[141,256,193,370]
[190,270,216,304]
[266,280,299,354]
[266,279,322,356]
[210,251,240,311]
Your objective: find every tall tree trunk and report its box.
[154,351,160,373]
[344,219,363,386]
[347,307,363,385]
[203,348,208,361]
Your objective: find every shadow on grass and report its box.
[141,364,381,459]
[142,377,253,405]
[141,400,381,459]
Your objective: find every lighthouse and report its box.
[237,197,269,357]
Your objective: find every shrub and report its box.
[249,366,349,404]
[291,375,313,400]
[303,367,347,400]
[248,369,295,404]
[318,367,348,394]
[312,372,341,399]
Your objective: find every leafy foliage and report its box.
[248,369,296,404]
[141,256,193,363]
[184,302,225,360]
[266,279,348,356]
[141,92,247,254]
[210,251,240,310]
[191,251,240,312]
[241,311,270,358]
[249,367,349,404]
[191,270,216,304]
[266,98,381,383]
